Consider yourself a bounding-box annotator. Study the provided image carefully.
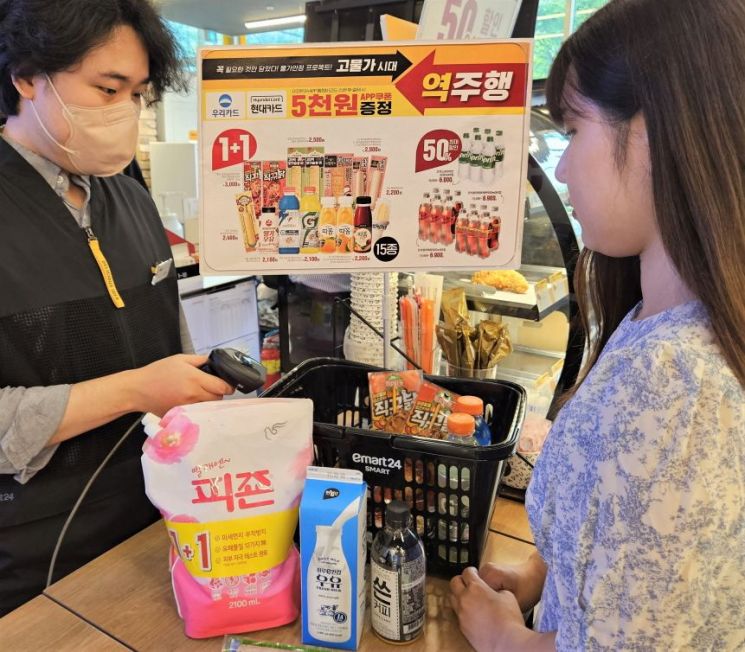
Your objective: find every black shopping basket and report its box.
[263,357,526,577]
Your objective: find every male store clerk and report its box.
[0,0,233,615]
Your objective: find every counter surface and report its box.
[4,497,534,651]
[0,595,128,651]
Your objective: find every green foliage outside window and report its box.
[534,0,610,79]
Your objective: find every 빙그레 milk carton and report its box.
[300,466,367,650]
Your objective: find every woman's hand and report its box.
[479,562,533,613]
[450,567,526,651]
[480,551,548,613]
[450,567,556,652]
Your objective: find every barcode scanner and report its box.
[199,347,266,393]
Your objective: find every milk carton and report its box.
[300,467,367,650]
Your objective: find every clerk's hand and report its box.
[128,354,234,416]
[450,567,526,652]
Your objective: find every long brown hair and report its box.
[548,0,745,401]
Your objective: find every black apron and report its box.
[0,139,181,615]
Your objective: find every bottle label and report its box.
[371,556,425,642]
[371,562,399,640]
[319,224,336,239]
[495,146,505,163]
[336,223,353,253]
[353,228,371,252]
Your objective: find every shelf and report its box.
[500,347,565,379]
[441,265,570,322]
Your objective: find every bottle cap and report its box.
[320,196,336,207]
[455,396,484,416]
[447,412,475,436]
[284,187,296,194]
[386,500,411,529]
[339,196,354,206]
[487,136,494,142]
[496,130,503,136]
[303,186,317,194]
[261,206,276,213]
[474,134,482,140]
[356,195,372,204]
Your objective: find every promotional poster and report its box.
[199,40,532,275]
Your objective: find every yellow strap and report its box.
[165,507,298,578]
[87,238,125,308]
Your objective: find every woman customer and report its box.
[449,0,745,649]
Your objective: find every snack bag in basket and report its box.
[402,381,460,439]
[368,370,422,432]
[141,398,314,639]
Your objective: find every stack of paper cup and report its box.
[344,272,400,368]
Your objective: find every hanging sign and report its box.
[198,40,532,275]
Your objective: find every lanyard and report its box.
[85,227,125,309]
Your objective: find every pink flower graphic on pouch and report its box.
[144,413,199,464]
[158,406,186,429]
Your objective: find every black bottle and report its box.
[370,500,426,643]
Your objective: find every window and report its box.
[534,0,610,80]
[245,27,305,46]
[166,20,225,70]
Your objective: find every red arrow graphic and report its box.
[395,50,528,115]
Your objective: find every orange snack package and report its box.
[368,370,423,432]
[261,161,287,210]
[403,381,460,439]
[243,161,262,218]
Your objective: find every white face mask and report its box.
[29,74,141,177]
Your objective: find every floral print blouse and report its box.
[527,301,745,651]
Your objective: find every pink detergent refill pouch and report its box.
[141,398,314,639]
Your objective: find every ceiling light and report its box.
[244,14,306,31]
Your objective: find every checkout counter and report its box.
[0,499,533,651]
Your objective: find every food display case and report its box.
[438,107,583,422]
[323,106,582,423]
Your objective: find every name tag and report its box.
[151,259,173,285]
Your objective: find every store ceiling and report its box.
[154,0,305,35]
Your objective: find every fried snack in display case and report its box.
[472,269,529,294]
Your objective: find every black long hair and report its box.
[0,0,187,116]
[548,0,745,398]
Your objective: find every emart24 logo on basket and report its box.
[352,452,403,481]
